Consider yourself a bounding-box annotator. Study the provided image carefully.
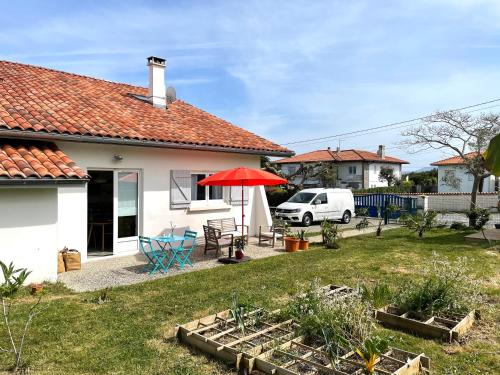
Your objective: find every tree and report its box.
[378,167,396,186]
[402,111,500,226]
[265,161,338,191]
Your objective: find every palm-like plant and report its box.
[402,211,437,237]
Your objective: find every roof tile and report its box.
[0,60,290,155]
[0,140,88,180]
[430,152,481,166]
[275,149,408,164]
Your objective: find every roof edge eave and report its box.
[0,129,294,157]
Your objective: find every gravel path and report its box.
[59,223,399,293]
[58,238,285,292]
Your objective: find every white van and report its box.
[275,188,355,226]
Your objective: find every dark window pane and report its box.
[209,185,223,199]
[191,174,206,200]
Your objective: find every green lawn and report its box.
[1,229,499,374]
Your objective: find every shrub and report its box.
[392,253,481,316]
[1,261,46,372]
[358,282,392,309]
[450,221,468,230]
[401,210,437,237]
[321,220,341,249]
[466,208,490,230]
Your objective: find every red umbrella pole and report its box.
[241,181,244,240]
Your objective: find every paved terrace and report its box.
[59,218,395,292]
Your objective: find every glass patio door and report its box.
[114,170,141,253]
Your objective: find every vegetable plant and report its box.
[355,336,389,374]
[229,291,252,335]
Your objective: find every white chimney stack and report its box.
[147,56,166,108]
[377,145,385,159]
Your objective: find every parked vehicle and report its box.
[275,188,355,226]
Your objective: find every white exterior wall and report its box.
[0,188,58,283]
[437,165,497,193]
[367,163,402,188]
[56,141,272,262]
[337,162,363,188]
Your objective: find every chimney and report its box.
[377,145,385,159]
[147,56,166,108]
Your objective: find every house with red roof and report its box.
[0,57,292,282]
[275,146,408,189]
[431,152,499,193]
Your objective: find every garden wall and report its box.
[397,193,499,212]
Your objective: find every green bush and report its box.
[450,222,468,230]
[266,188,293,207]
[392,254,481,316]
[466,208,490,230]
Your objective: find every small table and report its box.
[151,234,187,269]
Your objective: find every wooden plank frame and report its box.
[170,307,430,375]
[376,305,479,342]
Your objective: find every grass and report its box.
[1,229,499,374]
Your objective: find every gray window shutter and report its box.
[230,186,249,206]
[170,170,191,209]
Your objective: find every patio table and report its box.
[151,234,188,270]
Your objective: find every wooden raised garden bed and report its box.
[376,305,479,342]
[168,308,430,375]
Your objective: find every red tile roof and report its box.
[0,60,291,156]
[275,149,408,164]
[0,140,88,180]
[431,152,482,166]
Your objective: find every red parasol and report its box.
[198,167,287,239]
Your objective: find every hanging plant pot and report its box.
[284,237,300,252]
[298,239,309,250]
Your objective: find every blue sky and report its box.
[1,0,500,170]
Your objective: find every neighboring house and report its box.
[431,152,499,193]
[0,58,292,282]
[275,146,408,189]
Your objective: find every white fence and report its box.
[398,193,499,212]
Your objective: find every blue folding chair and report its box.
[170,230,197,269]
[139,236,170,274]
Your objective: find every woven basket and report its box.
[57,252,65,273]
[63,250,81,271]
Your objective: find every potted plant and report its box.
[234,237,245,259]
[298,230,309,250]
[284,226,300,252]
[30,283,44,294]
[321,219,341,249]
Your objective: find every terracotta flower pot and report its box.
[284,237,300,252]
[298,240,309,250]
[30,283,44,294]
[235,250,244,259]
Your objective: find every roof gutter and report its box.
[0,178,88,186]
[0,129,294,157]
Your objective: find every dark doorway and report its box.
[87,170,113,255]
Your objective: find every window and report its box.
[287,192,316,203]
[348,166,357,175]
[191,173,223,201]
[315,193,328,204]
[287,165,298,175]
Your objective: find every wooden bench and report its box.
[207,218,249,242]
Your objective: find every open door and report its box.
[87,170,114,256]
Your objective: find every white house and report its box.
[431,152,499,193]
[0,57,292,283]
[275,146,408,189]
